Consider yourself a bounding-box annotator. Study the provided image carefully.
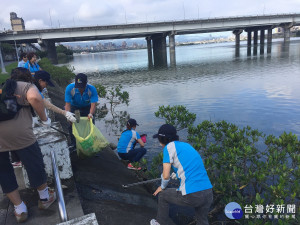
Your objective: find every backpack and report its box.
[0,79,22,121]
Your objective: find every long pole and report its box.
[122,178,161,188]
[0,42,7,74]
[13,32,19,63]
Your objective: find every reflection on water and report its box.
[62,39,300,157]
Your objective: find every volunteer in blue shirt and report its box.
[24,52,42,75]
[18,53,27,68]
[150,124,213,225]
[65,73,98,148]
[117,119,146,170]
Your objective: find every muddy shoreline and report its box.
[48,83,197,225]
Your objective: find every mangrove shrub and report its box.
[152,105,299,225]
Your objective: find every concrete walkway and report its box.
[0,147,159,225]
[0,177,83,225]
[71,148,158,225]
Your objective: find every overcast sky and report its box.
[0,0,299,30]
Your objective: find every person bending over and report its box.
[64,73,98,149]
[150,124,213,225]
[33,71,76,123]
[0,68,55,223]
[117,119,146,170]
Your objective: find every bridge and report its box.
[0,13,300,67]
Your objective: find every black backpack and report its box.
[0,79,22,121]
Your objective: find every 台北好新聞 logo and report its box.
[225,202,243,219]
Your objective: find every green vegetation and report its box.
[38,58,75,87]
[1,43,15,54]
[155,105,196,131]
[0,62,18,83]
[36,45,73,59]
[150,105,299,225]
[1,57,75,86]
[0,74,9,84]
[36,51,48,59]
[95,84,129,114]
[94,84,130,136]
[56,44,73,56]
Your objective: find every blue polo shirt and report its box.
[163,141,212,195]
[24,62,40,74]
[65,83,98,108]
[117,129,141,153]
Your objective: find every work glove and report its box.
[171,172,177,180]
[32,117,40,127]
[88,113,93,120]
[65,111,76,123]
[40,117,51,128]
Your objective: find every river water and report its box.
[62,38,300,158]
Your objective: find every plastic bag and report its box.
[72,117,109,157]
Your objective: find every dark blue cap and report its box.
[153,124,177,138]
[127,118,139,127]
[34,71,55,87]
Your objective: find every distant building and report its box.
[10,12,25,31]
[274,27,283,34]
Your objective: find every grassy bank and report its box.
[0,59,75,87]
[0,62,18,83]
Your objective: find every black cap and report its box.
[75,73,87,88]
[127,118,139,127]
[153,124,177,138]
[34,71,55,87]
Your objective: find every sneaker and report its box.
[150,219,160,225]
[38,189,57,210]
[14,211,28,223]
[12,161,22,168]
[127,163,141,171]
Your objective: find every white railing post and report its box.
[51,150,68,222]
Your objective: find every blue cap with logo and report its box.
[75,73,87,88]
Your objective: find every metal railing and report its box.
[50,150,68,222]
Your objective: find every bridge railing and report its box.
[1,13,300,34]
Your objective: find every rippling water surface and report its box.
[63,39,300,157]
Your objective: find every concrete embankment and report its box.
[47,81,194,225]
[71,148,158,225]
[0,82,158,225]
[48,80,159,224]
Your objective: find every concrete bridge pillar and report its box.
[151,33,167,67]
[233,29,243,47]
[38,39,58,64]
[253,30,258,46]
[247,31,252,47]
[253,30,258,55]
[247,31,252,56]
[267,28,272,53]
[145,37,153,67]
[282,23,293,42]
[169,32,176,67]
[233,29,243,57]
[260,29,265,54]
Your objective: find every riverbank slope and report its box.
[47,84,158,224]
